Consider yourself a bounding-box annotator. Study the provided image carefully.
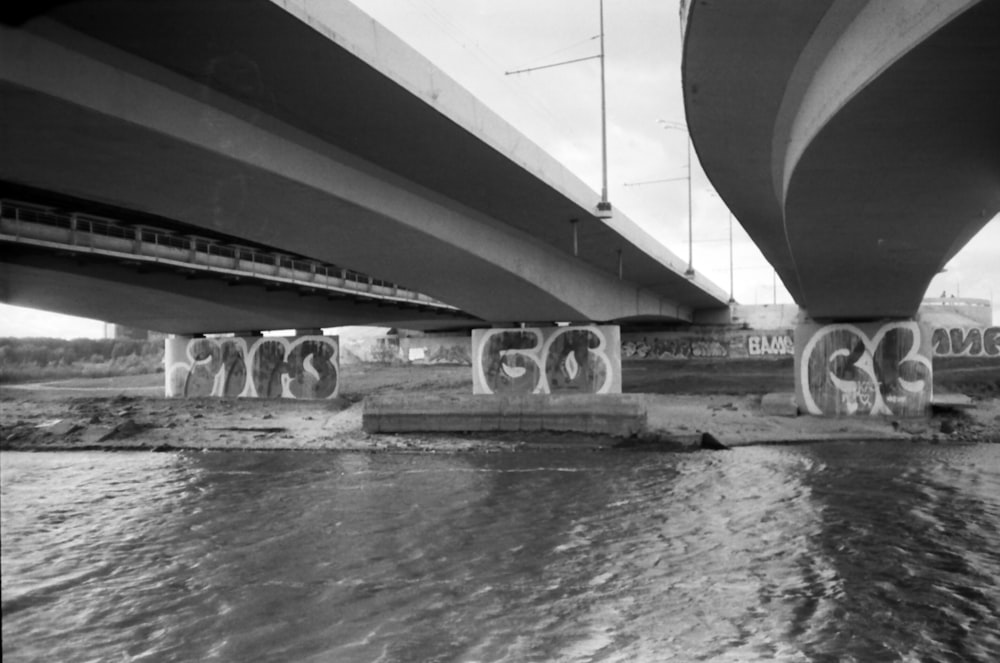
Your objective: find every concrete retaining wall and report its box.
[363,393,647,436]
[337,320,997,370]
[622,328,795,360]
[931,326,999,357]
[729,304,802,329]
[921,297,993,327]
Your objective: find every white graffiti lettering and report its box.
[748,334,794,356]
[473,326,621,395]
[165,335,339,399]
[932,326,1000,357]
[799,321,931,417]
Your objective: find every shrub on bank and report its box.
[0,337,164,383]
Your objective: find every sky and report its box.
[1,0,996,337]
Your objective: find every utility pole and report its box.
[507,1,610,217]
[685,135,693,276]
[598,0,609,213]
[657,120,694,276]
[728,212,735,303]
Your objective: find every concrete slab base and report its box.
[363,394,647,437]
[761,392,798,417]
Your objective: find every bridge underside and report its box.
[1,0,728,334]
[1,246,478,335]
[683,0,1000,321]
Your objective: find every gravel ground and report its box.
[2,360,998,451]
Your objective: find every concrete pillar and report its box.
[471,325,621,395]
[794,318,933,417]
[165,332,340,400]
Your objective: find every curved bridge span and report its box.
[682,0,999,321]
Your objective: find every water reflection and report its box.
[2,443,999,662]
[792,443,1000,662]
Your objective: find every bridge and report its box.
[4,1,994,418]
[0,0,729,336]
[1,196,477,334]
[681,0,999,416]
[682,0,999,321]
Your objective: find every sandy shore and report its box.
[2,363,998,452]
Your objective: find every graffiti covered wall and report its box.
[165,335,339,399]
[795,320,932,417]
[621,329,795,360]
[931,327,999,357]
[472,326,621,394]
[746,332,795,357]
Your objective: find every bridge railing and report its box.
[0,199,453,309]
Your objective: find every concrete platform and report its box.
[931,393,975,410]
[362,394,648,437]
[761,392,799,417]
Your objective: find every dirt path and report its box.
[2,361,998,451]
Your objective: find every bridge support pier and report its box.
[794,318,933,417]
[164,333,340,399]
[470,325,622,395]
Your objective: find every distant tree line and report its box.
[0,337,164,382]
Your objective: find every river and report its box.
[2,441,999,662]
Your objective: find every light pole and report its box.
[728,211,735,304]
[658,120,693,276]
[684,135,693,277]
[598,0,609,212]
[506,1,610,216]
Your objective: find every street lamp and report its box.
[506,0,610,217]
[728,211,736,304]
[658,120,694,277]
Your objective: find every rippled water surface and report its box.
[3,442,999,662]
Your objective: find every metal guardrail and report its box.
[921,297,991,308]
[0,199,455,310]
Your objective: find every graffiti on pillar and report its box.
[748,333,794,356]
[165,337,248,398]
[472,326,621,394]
[166,335,339,399]
[931,327,1000,357]
[797,321,931,416]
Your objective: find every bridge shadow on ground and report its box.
[343,357,997,400]
[1,358,993,401]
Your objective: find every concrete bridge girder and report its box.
[772,0,978,201]
[683,0,1000,321]
[1,19,699,327]
[2,255,449,336]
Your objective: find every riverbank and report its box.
[2,360,998,451]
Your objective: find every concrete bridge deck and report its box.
[682,0,999,321]
[1,198,477,333]
[1,0,729,334]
